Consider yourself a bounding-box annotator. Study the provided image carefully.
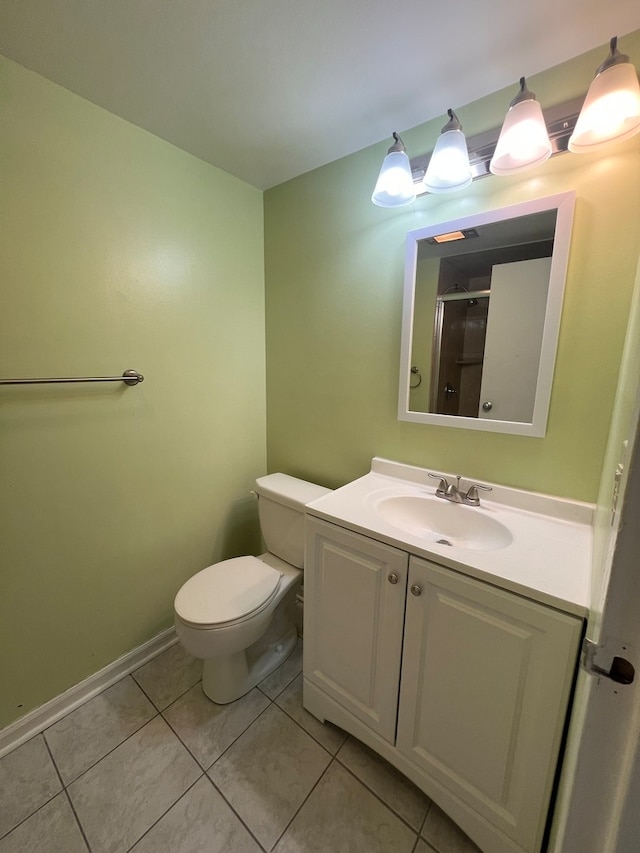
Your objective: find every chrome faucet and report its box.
[428,473,492,506]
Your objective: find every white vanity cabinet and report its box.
[303,517,583,853]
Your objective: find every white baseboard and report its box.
[0,627,178,759]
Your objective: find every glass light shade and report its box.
[490,98,552,175]
[423,129,472,193]
[372,150,416,208]
[569,60,640,152]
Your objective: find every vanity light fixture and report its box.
[568,36,640,152]
[371,133,416,207]
[422,110,472,193]
[489,77,552,175]
[372,35,639,207]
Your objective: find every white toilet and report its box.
[174,473,331,704]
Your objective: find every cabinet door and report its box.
[397,557,582,852]
[304,518,408,743]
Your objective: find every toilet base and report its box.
[202,624,298,704]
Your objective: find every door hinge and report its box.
[611,462,624,526]
[581,638,635,684]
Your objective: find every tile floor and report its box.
[0,640,481,853]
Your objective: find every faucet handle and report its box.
[428,472,448,495]
[464,483,492,506]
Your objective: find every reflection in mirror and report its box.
[424,215,554,420]
[398,192,575,437]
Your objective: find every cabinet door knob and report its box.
[410,584,422,596]
[388,572,399,584]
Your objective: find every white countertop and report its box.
[306,458,593,619]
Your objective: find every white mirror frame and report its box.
[398,191,576,437]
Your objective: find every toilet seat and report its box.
[174,556,283,629]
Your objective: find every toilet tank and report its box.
[255,473,332,568]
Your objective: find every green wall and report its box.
[409,257,438,414]
[264,32,640,501]
[0,57,266,728]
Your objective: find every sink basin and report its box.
[372,494,513,551]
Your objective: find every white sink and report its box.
[305,458,593,616]
[372,494,513,551]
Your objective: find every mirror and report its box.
[398,192,575,436]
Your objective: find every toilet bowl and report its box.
[174,474,331,704]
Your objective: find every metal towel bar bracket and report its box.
[0,369,144,387]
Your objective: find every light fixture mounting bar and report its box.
[409,96,585,194]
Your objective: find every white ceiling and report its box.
[1,1,639,189]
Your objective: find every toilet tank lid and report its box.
[255,473,332,509]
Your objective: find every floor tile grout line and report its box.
[334,755,428,838]
[259,662,354,759]
[0,735,67,843]
[130,669,201,714]
[178,692,277,776]
[129,671,161,711]
[179,670,334,851]
[274,695,346,757]
[413,837,441,853]
[156,677,205,716]
[38,674,144,740]
[121,772,206,853]
[262,699,335,765]
[268,753,336,852]
[47,648,203,845]
[39,670,166,788]
[143,651,326,850]
[257,668,301,703]
[62,787,93,853]
[420,799,434,837]
[0,785,61,843]
[160,711,210,771]
[51,709,163,789]
[268,696,333,751]
[200,696,331,853]
[50,707,211,853]
[159,702,241,774]
[43,690,206,851]
[128,671,173,712]
[206,773,271,853]
[42,731,66,790]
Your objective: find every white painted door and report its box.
[479,257,551,421]
[551,394,640,853]
[397,556,582,853]
[303,518,408,743]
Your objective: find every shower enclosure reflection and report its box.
[427,256,552,422]
[432,289,490,417]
